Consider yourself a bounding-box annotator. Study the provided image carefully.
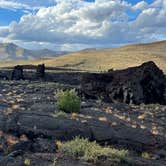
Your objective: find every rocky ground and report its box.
[0,80,165,166]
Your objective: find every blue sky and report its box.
[0,8,23,25]
[0,0,165,51]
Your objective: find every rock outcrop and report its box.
[81,61,166,104]
[11,65,24,80]
[36,64,45,79]
[0,109,158,152]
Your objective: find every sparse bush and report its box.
[57,137,128,164]
[56,89,81,113]
[141,152,150,159]
[24,159,30,166]
[52,157,57,166]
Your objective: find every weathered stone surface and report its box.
[0,109,158,152]
[81,61,166,104]
[11,141,32,153]
[32,138,56,153]
[0,153,165,166]
[15,111,92,140]
[11,65,24,80]
[0,156,22,166]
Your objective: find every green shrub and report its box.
[57,137,128,164]
[56,89,81,113]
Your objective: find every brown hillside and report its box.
[0,40,166,73]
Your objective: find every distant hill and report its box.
[0,40,166,73]
[0,43,68,61]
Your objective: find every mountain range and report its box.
[0,43,68,61]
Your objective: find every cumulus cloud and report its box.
[0,0,165,50]
[133,0,166,30]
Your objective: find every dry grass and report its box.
[0,40,166,73]
[57,137,129,164]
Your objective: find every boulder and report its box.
[11,65,24,80]
[81,61,166,104]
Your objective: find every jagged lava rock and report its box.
[11,65,24,80]
[36,64,45,79]
[0,109,158,152]
[81,61,166,104]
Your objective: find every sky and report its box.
[0,0,165,51]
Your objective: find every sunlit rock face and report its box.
[81,61,166,105]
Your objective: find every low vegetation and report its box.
[24,159,31,166]
[141,152,150,159]
[56,89,81,113]
[57,137,129,164]
[52,111,68,118]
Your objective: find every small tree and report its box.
[56,89,81,113]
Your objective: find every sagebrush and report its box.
[57,137,129,164]
[56,89,81,113]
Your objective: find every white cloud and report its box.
[0,0,165,50]
[133,1,148,10]
[0,0,42,11]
